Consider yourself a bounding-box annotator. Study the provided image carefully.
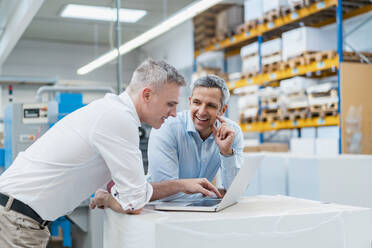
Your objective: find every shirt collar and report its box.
[186,110,197,134]
[119,91,141,127]
[186,110,214,140]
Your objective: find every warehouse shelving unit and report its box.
[194,0,372,152]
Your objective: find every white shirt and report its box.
[0,92,153,221]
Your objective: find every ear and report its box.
[142,87,152,103]
[219,104,228,116]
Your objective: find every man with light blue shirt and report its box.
[147,75,244,200]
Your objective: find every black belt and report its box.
[0,192,50,228]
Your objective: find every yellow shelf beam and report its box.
[194,0,338,58]
[313,3,372,27]
[227,56,338,90]
[240,115,339,132]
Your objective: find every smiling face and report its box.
[144,82,181,129]
[189,86,227,140]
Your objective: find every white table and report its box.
[104,195,372,248]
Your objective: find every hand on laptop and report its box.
[180,178,222,198]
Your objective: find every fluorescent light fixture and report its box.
[77,0,223,75]
[61,4,147,23]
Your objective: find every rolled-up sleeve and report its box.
[90,110,152,211]
[220,122,244,189]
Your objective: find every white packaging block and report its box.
[317,126,339,138]
[242,55,259,74]
[260,155,287,195]
[280,76,318,94]
[240,42,258,57]
[290,138,315,155]
[238,94,259,109]
[319,155,372,209]
[288,157,320,200]
[196,51,225,70]
[244,166,260,196]
[226,54,242,73]
[244,0,264,22]
[262,38,282,56]
[263,0,288,13]
[301,127,316,138]
[104,195,372,248]
[315,138,339,156]
[282,27,337,61]
[262,53,282,65]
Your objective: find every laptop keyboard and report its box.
[189,199,222,207]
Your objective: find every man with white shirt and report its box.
[0,59,220,247]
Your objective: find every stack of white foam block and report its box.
[237,85,260,119]
[244,0,264,22]
[290,126,339,156]
[307,82,339,107]
[244,153,372,211]
[195,51,225,71]
[259,86,282,109]
[240,42,259,75]
[280,76,317,109]
[282,26,337,61]
[261,38,282,65]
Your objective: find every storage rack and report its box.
[194,0,372,152]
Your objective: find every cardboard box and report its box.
[216,5,244,39]
[244,143,289,152]
[282,27,337,61]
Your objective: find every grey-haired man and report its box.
[0,59,220,247]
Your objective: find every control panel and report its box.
[22,103,49,124]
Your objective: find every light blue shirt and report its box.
[147,110,244,200]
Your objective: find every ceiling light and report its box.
[77,0,223,75]
[61,4,147,23]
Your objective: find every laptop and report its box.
[154,154,263,212]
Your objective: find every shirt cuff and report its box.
[220,151,240,169]
[111,182,153,211]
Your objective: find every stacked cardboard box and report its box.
[193,12,216,50]
[244,143,289,152]
[215,5,244,41]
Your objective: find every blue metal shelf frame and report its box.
[337,0,343,154]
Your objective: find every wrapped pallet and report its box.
[259,87,283,121]
[240,42,259,75]
[306,82,339,118]
[235,85,260,123]
[282,26,337,61]
[261,38,282,65]
[280,77,317,118]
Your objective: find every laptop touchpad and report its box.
[189,199,221,207]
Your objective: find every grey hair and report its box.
[190,74,230,107]
[127,58,186,94]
